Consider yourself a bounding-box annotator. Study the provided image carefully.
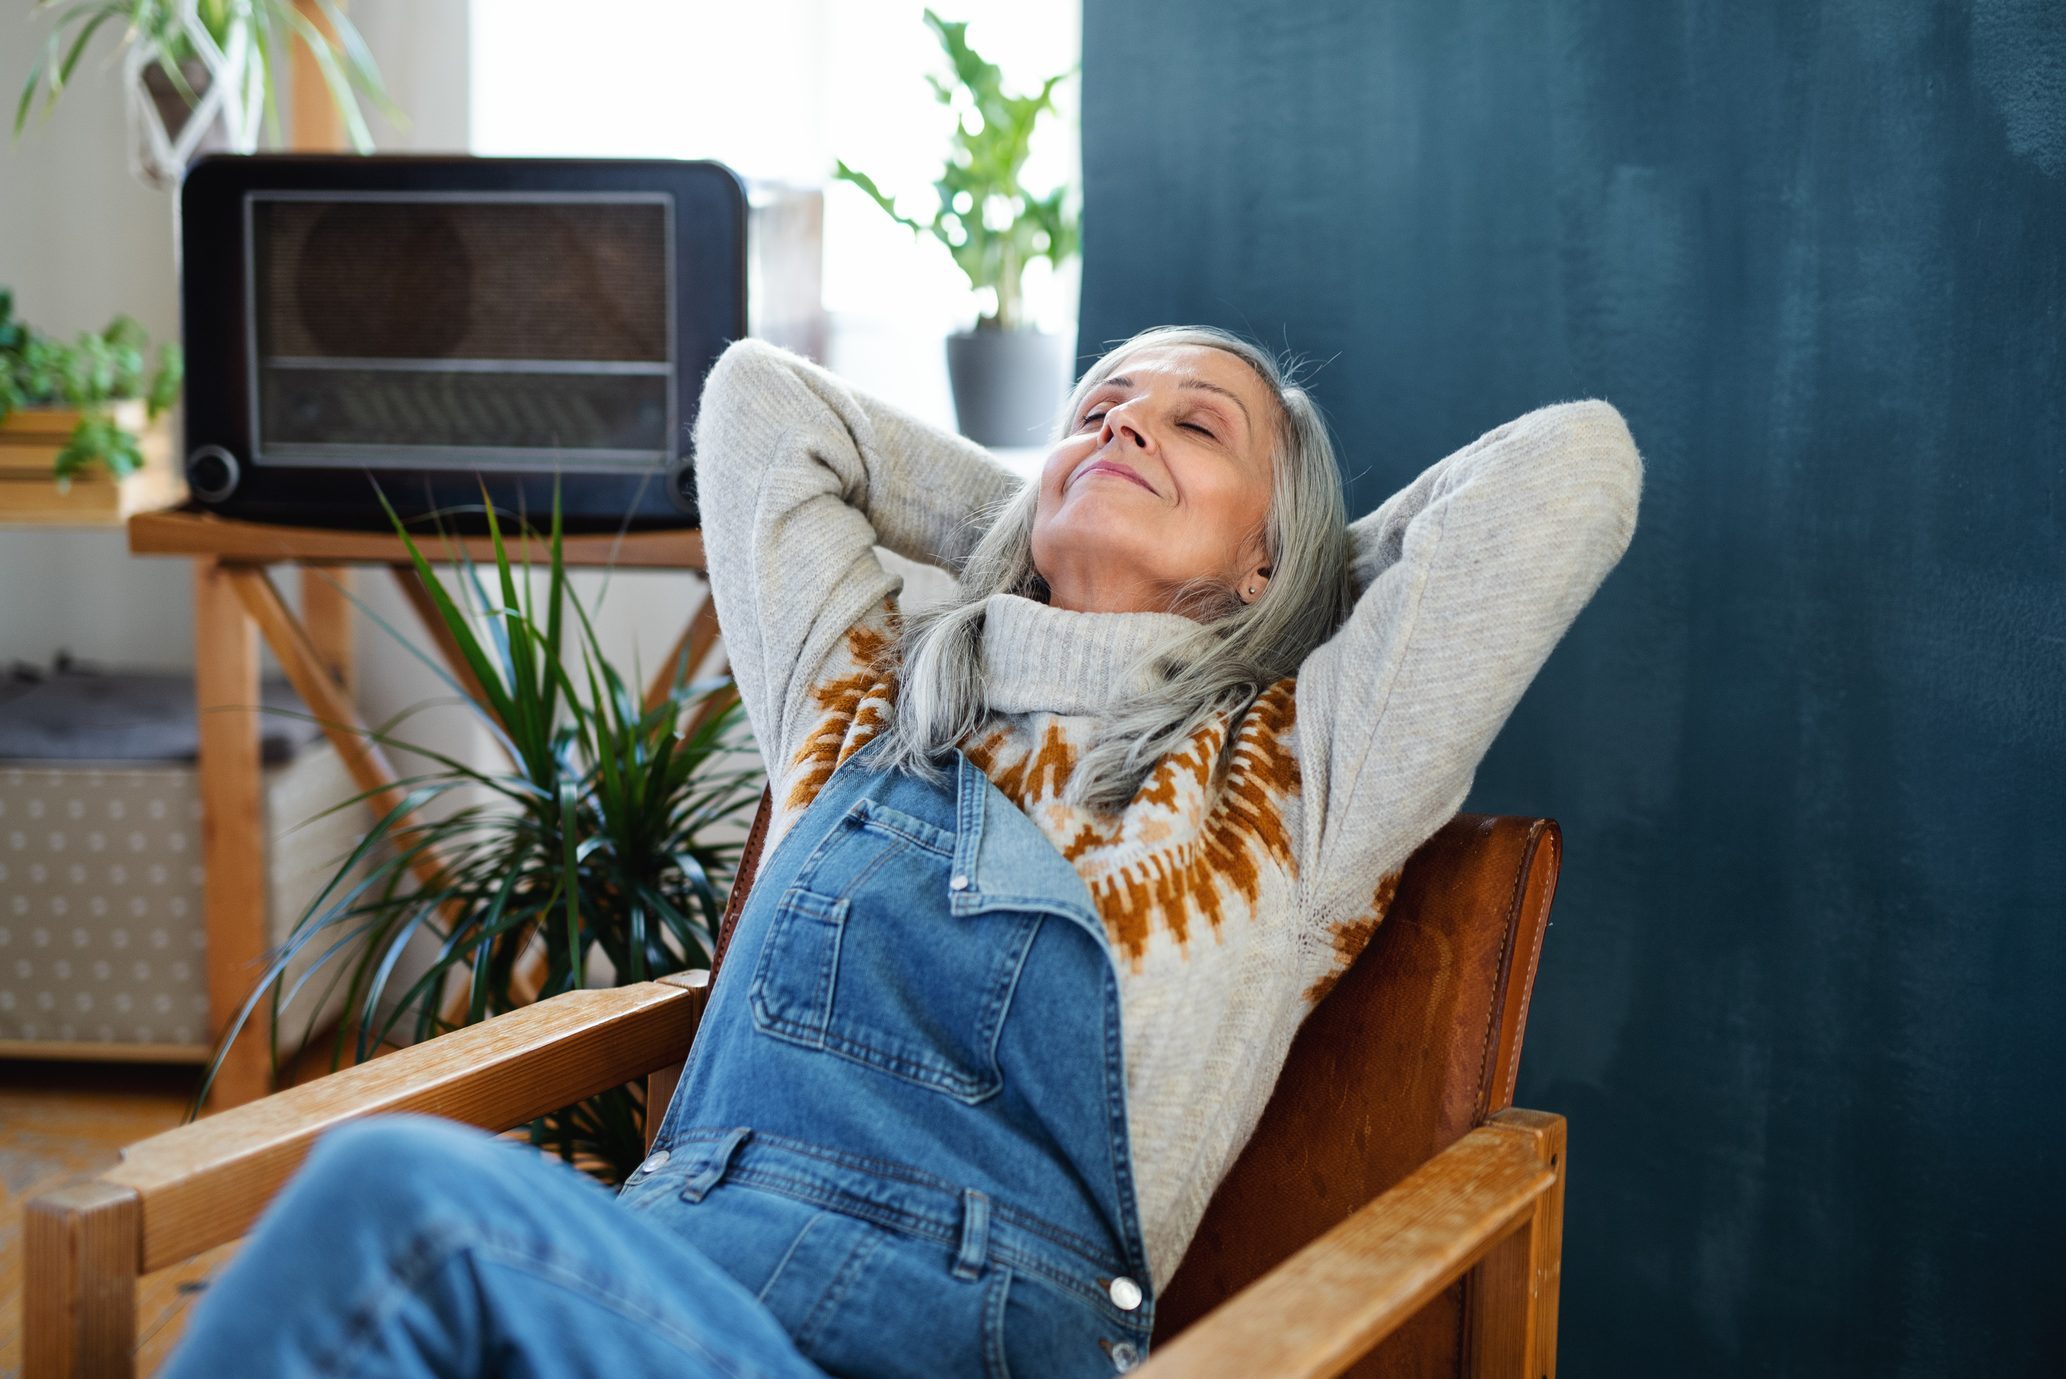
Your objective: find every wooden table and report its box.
[127,509,720,1110]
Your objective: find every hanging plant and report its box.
[14,0,402,186]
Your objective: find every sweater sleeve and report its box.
[691,338,1028,777]
[1292,399,1644,927]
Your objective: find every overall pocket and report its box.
[747,798,1040,1102]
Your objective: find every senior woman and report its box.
[158,324,1641,1378]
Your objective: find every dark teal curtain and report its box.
[1077,3,2066,1373]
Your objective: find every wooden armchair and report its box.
[24,811,1567,1379]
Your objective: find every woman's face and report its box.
[1030,344,1277,615]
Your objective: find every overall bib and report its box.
[617,734,1159,1377]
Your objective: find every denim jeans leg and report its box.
[153,1113,829,1379]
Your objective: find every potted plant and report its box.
[192,494,765,1182]
[835,9,1080,447]
[14,0,398,187]
[0,288,186,519]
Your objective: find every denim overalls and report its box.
[617,734,1158,1377]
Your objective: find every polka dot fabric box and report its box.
[1,767,211,1052]
[0,668,374,1062]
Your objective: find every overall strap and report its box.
[706,731,900,990]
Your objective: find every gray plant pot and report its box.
[945,327,1073,448]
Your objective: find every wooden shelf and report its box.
[2,403,185,528]
[0,1040,211,1066]
[127,507,706,570]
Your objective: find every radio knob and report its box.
[667,457,698,515]
[186,445,242,503]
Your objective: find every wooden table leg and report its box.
[644,581,723,713]
[301,565,355,696]
[194,558,272,1110]
[389,566,502,733]
[229,567,449,897]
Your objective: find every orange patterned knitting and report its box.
[776,606,1395,986]
[781,602,901,812]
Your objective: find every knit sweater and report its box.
[692,338,1642,1291]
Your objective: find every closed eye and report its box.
[1078,408,1217,441]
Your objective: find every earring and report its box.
[1246,585,1258,597]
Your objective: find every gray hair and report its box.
[877,323,1353,811]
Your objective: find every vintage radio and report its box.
[178,154,822,529]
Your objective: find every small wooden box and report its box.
[0,401,186,526]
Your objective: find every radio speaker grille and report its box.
[252,197,675,467]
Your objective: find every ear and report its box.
[1238,561,1273,605]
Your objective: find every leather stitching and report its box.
[1473,822,1532,1123]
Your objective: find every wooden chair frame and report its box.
[25,963,1563,1378]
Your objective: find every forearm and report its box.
[690,339,1022,768]
[1297,399,1643,920]
[696,339,1024,576]
[1342,407,1555,587]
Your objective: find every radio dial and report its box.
[667,457,698,515]
[186,445,241,503]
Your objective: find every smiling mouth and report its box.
[1075,460,1158,496]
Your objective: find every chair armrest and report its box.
[1137,1109,1564,1379]
[102,972,705,1272]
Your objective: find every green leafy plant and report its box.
[834,9,1078,331]
[14,0,399,151]
[192,493,764,1183]
[0,288,183,485]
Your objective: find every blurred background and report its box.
[0,0,1079,742]
[3,2,2062,1376]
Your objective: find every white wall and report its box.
[1,25,190,672]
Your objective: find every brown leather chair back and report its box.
[1150,813,1562,1375]
[710,798,1561,1377]
[707,785,776,990]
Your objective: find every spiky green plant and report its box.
[190,492,763,1183]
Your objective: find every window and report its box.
[469,0,1080,439]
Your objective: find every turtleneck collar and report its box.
[975,592,1197,717]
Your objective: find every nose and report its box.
[1100,402,1153,451]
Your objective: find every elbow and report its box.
[697,337,798,426]
[1591,403,1645,552]
[1541,398,1643,552]
[691,337,807,486]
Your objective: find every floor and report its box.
[0,1058,232,1379]
[0,1033,406,1379]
